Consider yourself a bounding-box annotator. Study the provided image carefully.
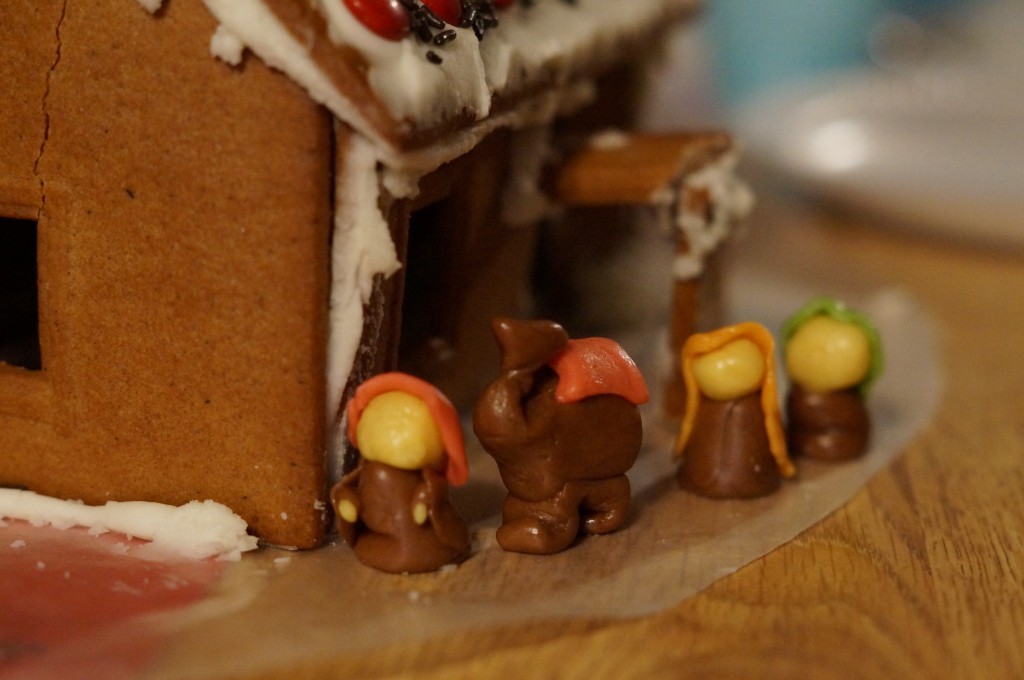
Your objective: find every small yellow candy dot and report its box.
[692,338,766,401]
[412,502,428,525]
[356,391,445,471]
[786,316,871,393]
[337,499,358,524]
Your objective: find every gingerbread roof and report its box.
[140,0,700,164]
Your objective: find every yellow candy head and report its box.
[691,338,765,401]
[355,391,445,471]
[782,297,883,395]
[785,316,871,393]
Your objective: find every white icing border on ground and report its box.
[0,490,259,560]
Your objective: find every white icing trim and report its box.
[669,151,754,280]
[481,0,671,96]
[210,24,246,65]
[377,78,597,184]
[201,0,393,150]
[325,135,402,427]
[588,129,632,151]
[0,490,259,560]
[136,0,163,13]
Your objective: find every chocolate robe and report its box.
[787,384,870,460]
[677,391,781,498]
[332,461,469,574]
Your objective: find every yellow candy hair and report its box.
[674,321,795,478]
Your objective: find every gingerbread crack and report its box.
[33,0,68,220]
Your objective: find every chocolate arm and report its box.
[418,469,469,551]
[474,369,538,441]
[330,470,362,546]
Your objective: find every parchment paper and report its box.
[139,251,941,678]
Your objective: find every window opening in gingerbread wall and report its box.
[0,217,41,371]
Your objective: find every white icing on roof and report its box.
[481,0,667,95]
[314,0,492,126]
[209,23,246,66]
[141,0,691,157]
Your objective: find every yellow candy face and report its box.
[355,391,445,470]
[785,316,871,393]
[692,338,765,401]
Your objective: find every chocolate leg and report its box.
[578,475,632,535]
[496,489,580,555]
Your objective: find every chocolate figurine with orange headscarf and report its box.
[473,318,650,555]
[674,322,795,498]
[331,372,470,574]
[782,297,883,461]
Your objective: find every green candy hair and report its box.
[781,297,884,396]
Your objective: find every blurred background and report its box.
[641,0,1023,249]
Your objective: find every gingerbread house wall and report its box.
[0,1,333,548]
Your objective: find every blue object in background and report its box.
[708,0,969,107]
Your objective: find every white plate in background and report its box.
[735,65,1024,248]
[732,0,1024,248]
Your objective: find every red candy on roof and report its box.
[343,0,410,41]
[422,0,463,25]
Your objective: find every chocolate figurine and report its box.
[674,322,795,498]
[473,318,649,555]
[331,372,470,574]
[782,297,883,461]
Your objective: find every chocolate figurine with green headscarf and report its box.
[782,297,884,461]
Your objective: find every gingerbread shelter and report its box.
[0,0,748,548]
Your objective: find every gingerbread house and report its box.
[0,0,749,548]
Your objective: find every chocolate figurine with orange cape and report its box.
[674,322,795,498]
[331,372,470,574]
[473,318,649,555]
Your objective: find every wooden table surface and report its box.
[272,193,1024,679]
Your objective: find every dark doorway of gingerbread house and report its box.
[392,131,534,410]
[0,217,41,370]
[397,198,465,395]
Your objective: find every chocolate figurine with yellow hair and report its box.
[674,322,795,498]
[331,372,470,574]
[782,298,883,461]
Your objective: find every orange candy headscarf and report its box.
[547,337,650,406]
[346,372,469,487]
[674,322,794,478]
